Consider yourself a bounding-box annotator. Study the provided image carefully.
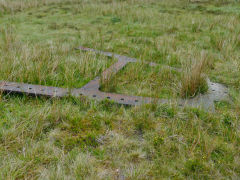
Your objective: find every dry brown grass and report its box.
[180,52,210,98]
[100,68,118,92]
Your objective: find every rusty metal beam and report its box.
[0,46,231,111]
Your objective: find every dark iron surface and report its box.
[0,46,231,111]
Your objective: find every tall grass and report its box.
[180,52,210,98]
[0,26,114,88]
[100,62,182,99]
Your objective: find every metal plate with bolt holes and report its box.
[0,46,231,112]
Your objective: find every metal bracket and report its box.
[0,46,230,111]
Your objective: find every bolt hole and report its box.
[120,98,124,101]
[135,100,138,102]
[212,89,215,91]
[93,95,96,98]
[80,93,83,96]
[29,87,32,90]
[16,86,20,88]
[107,96,111,99]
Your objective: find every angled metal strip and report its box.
[0,81,69,97]
[0,46,231,112]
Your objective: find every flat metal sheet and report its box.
[0,46,231,112]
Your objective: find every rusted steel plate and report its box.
[0,46,231,112]
[0,81,69,97]
[74,47,231,111]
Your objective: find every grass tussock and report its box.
[180,53,210,98]
[100,69,117,92]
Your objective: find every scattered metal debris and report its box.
[0,46,231,112]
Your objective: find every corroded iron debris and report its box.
[0,46,231,111]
